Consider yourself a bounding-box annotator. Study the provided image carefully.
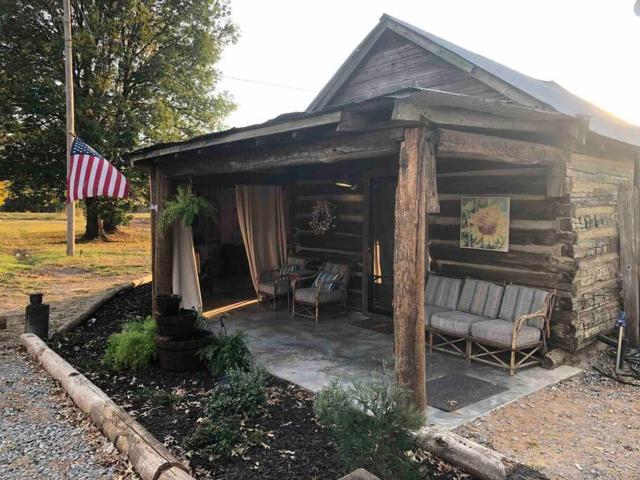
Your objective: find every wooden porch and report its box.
[130,88,638,410]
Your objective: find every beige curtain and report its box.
[235,185,288,292]
[172,221,203,312]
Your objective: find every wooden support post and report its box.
[149,165,158,316]
[393,127,429,411]
[153,172,174,316]
[618,182,640,347]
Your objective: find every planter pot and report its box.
[155,329,211,372]
[156,311,197,340]
[156,294,181,316]
[25,303,49,338]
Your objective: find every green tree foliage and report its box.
[0,0,237,236]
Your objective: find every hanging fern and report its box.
[158,185,216,231]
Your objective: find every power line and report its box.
[222,75,316,93]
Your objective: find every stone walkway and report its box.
[0,347,131,479]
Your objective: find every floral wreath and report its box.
[309,200,337,235]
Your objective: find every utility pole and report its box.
[63,0,75,256]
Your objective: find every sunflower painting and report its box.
[460,197,510,252]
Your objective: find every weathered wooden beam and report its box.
[150,165,158,316]
[160,129,404,178]
[153,174,174,314]
[547,158,566,197]
[393,127,428,411]
[618,183,640,347]
[392,101,559,135]
[129,111,343,164]
[435,129,565,166]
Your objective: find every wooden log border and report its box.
[56,275,153,335]
[20,333,194,480]
[415,428,538,480]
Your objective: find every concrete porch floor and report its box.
[208,306,582,430]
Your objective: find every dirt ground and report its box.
[455,353,640,480]
[0,212,151,346]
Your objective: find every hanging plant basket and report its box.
[158,185,216,232]
[309,200,337,235]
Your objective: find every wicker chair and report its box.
[256,256,310,310]
[291,261,351,322]
[468,284,556,375]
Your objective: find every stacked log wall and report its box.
[428,158,577,347]
[556,152,635,350]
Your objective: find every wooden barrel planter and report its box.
[155,329,211,371]
[156,309,198,340]
[156,294,182,316]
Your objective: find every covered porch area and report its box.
[211,304,580,430]
[129,87,625,411]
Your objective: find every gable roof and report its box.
[308,14,640,147]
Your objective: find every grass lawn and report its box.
[0,211,151,336]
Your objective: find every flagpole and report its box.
[63,0,75,256]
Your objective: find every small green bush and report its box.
[197,330,251,377]
[135,387,182,408]
[184,418,242,458]
[314,378,424,479]
[103,317,156,371]
[206,366,267,418]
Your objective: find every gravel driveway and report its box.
[0,347,131,479]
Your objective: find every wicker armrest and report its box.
[512,307,548,342]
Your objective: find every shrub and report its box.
[206,366,267,418]
[197,330,251,377]
[103,317,156,371]
[314,378,424,479]
[184,418,242,458]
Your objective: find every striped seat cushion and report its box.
[471,319,542,348]
[313,271,344,292]
[294,287,343,304]
[425,275,463,309]
[431,311,491,336]
[279,263,301,276]
[499,285,549,330]
[458,279,504,319]
[425,304,454,327]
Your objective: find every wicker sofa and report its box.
[425,274,555,374]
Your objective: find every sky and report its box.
[216,0,640,129]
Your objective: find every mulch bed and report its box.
[49,284,471,480]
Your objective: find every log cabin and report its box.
[128,14,640,408]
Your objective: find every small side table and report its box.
[287,270,317,314]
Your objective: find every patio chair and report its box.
[292,261,351,322]
[468,284,556,375]
[429,278,505,357]
[256,256,310,310]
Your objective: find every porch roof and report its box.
[126,88,583,167]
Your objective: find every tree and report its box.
[0,180,10,208]
[0,0,237,238]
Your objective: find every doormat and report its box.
[427,373,507,412]
[351,317,394,334]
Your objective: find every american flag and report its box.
[66,137,130,202]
